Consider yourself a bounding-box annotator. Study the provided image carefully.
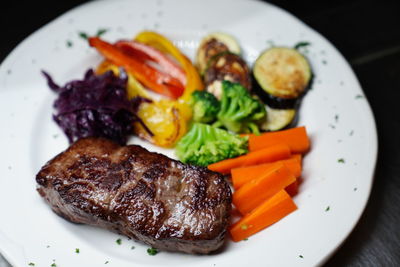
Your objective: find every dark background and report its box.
[1,0,400,266]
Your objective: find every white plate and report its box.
[0,0,377,266]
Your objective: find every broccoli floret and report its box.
[190,90,220,123]
[175,123,248,166]
[213,81,266,134]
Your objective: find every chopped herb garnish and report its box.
[51,263,57,267]
[294,41,310,50]
[116,238,122,245]
[299,255,304,258]
[78,31,89,40]
[334,114,339,123]
[28,263,35,266]
[349,130,354,136]
[243,238,249,241]
[322,60,327,65]
[329,124,336,129]
[104,261,109,264]
[96,28,108,37]
[240,224,248,230]
[338,158,345,163]
[355,94,364,99]
[75,248,80,253]
[147,247,158,256]
[66,40,73,47]
[325,206,330,212]
[46,245,50,248]
[131,246,135,250]
[354,187,358,191]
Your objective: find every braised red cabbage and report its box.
[43,69,145,145]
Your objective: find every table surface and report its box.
[1,0,399,266]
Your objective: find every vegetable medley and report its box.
[43,30,313,242]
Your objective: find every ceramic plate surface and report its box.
[0,0,377,266]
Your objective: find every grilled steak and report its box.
[36,137,232,254]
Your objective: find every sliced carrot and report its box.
[249,126,310,154]
[285,179,299,196]
[233,163,296,215]
[208,144,291,174]
[230,190,297,242]
[231,154,302,190]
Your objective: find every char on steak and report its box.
[36,137,232,254]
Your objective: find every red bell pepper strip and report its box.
[115,40,186,86]
[89,37,184,99]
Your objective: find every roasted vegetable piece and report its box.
[96,60,150,99]
[196,32,241,75]
[133,99,188,148]
[191,90,220,123]
[175,123,248,166]
[213,81,266,134]
[134,31,204,102]
[204,52,251,99]
[253,47,312,108]
[260,104,297,131]
[114,40,186,85]
[89,37,185,99]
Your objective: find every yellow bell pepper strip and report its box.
[89,37,185,99]
[133,99,188,148]
[96,60,150,99]
[134,31,204,102]
[115,40,186,86]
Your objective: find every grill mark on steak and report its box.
[36,137,231,254]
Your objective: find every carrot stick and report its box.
[208,144,291,174]
[285,179,299,196]
[231,154,302,190]
[233,163,296,215]
[230,190,297,242]
[249,126,310,154]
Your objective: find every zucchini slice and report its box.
[261,105,297,131]
[253,47,312,106]
[196,32,241,75]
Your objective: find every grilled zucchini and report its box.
[253,47,312,108]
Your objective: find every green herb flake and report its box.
[294,41,311,50]
[322,60,327,65]
[66,40,73,48]
[51,263,57,267]
[131,246,135,250]
[78,31,89,40]
[354,187,358,191]
[104,261,109,264]
[75,248,80,253]
[96,28,108,37]
[240,224,248,230]
[243,238,249,241]
[28,263,35,266]
[334,114,339,123]
[147,247,158,256]
[325,206,330,212]
[349,130,354,136]
[355,94,364,99]
[116,238,122,245]
[46,245,50,248]
[338,158,345,163]
[299,255,304,258]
